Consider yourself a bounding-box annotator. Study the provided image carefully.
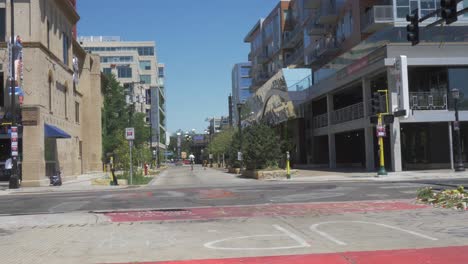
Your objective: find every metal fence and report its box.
[313,113,329,128]
[332,102,364,124]
[409,92,447,110]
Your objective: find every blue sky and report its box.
[77,0,278,135]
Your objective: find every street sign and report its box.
[11,126,18,157]
[125,127,135,140]
[237,152,242,161]
[377,125,386,137]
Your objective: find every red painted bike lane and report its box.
[103,200,428,222]
[110,245,468,264]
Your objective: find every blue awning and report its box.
[44,124,71,139]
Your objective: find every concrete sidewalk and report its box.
[282,169,468,182]
[0,172,128,195]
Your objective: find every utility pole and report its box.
[9,0,19,189]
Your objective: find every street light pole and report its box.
[176,131,182,162]
[237,103,244,168]
[452,88,465,172]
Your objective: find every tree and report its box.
[131,112,150,149]
[207,128,236,157]
[207,128,236,166]
[227,131,241,168]
[102,74,129,161]
[243,123,282,170]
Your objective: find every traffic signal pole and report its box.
[377,114,387,176]
[373,90,389,176]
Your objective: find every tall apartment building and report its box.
[0,0,103,186]
[79,37,167,151]
[244,0,468,172]
[231,63,253,124]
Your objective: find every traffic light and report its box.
[371,92,386,115]
[406,10,419,46]
[441,0,458,24]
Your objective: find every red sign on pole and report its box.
[376,125,386,137]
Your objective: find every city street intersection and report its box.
[0,166,467,263]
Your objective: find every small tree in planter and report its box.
[243,123,282,171]
[227,131,242,171]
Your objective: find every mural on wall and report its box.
[243,70,297,126]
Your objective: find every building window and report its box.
[63,33,69,65]
[465,0,468,17]
[48,79,52,112]
[396,0,410,18]
[79,140,83,159]
[137,47,154,56]
[140,61,151,70]
[47,20,50,49]
[101,56,133,63]
[158,66,164,77]
[75,102,80,123]
[103,68,112,75]
[0,9,6,42]
[240,78,252,88]
[240,66,251,77]
[117,66,132,78]
[420,0,437,16]
[140,75,151,84]
[146,89,151,104]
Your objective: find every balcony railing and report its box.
[313,113,328,128]
[315,36,339,56]
[283,26,303,49]
[284,44,304,66]
[332,102,364,124]
[361,5,394,33]
[409,92,447,110]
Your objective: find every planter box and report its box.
[117,179,128,186]
[242,169,297,180]
[228,168,241,174]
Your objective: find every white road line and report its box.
[310,221,438,246]
[310,223,347,246]
[204,224,310,250]
[272,224,311,248]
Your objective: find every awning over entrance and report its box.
[44,124,71,139]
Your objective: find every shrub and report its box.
[243,123,282,170]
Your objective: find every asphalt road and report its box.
[1,166,468,264]
[0,165,467,215]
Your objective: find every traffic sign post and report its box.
[125,128,135,185]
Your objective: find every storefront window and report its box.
[448,67,468,110]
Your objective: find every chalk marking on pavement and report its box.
[272,224,311,248]
[310,221,438,246]
[204,224,310,251]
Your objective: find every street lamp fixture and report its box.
[451,88,465,172]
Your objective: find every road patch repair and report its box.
[102,200,428,222]
[109,245,468,264]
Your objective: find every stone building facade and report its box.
[0,0,103,186]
